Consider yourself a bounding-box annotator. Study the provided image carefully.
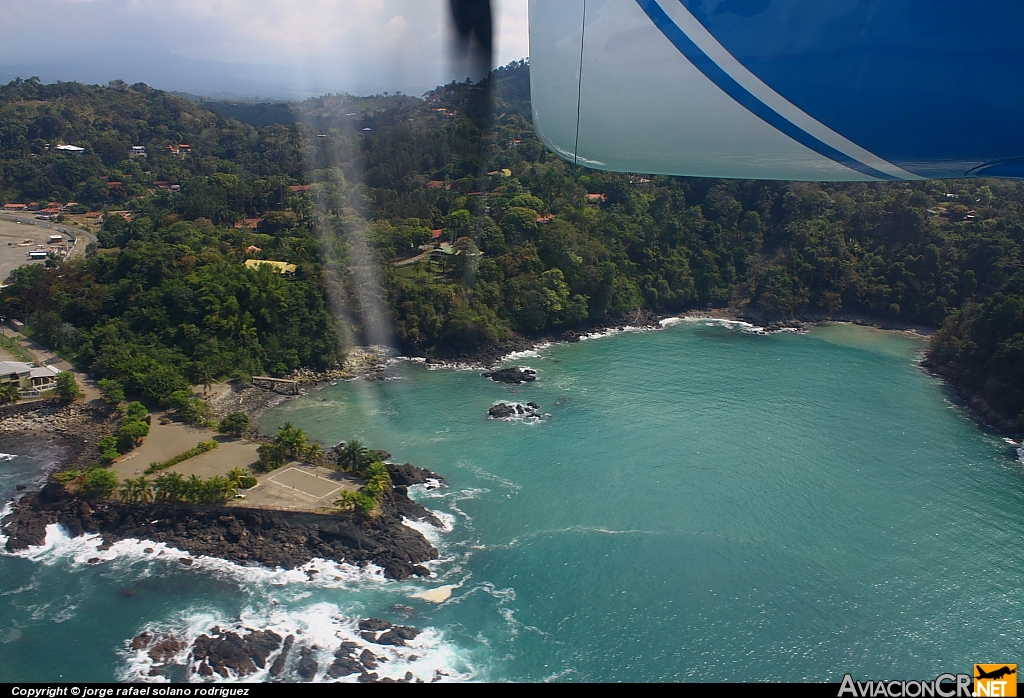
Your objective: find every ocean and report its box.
[1,319,1021,682]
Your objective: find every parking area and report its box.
[0,218,51,281]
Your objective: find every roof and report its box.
[0,361,33,376]
[431,229,443,240]
[55,145,85,152]
[3,203,27,209]
[244,259,297,274]
[29,366,60,379]
[289,185,311,192]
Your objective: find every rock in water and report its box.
[488,402,543,421]
[296,647,318,681]
[269,634,294,677]
[482,367,537,384]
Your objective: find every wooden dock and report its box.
[252,376,299,395]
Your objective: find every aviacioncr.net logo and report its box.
[838,674,972,698]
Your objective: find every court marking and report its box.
[265,467,346,502]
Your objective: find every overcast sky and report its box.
[0,0,529,98]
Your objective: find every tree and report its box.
[117,418,150,450]
[54,371,80,400]
[218,412,250,437]
[227,467,257,490]
[273,421,308,459]
[98,435,120,463]
[119,476,152,504]
[255,443,286,472]
[446,209,472,242]
[167,389,210,425]
[363,461,391,498]
[81,468,117,499]
[123,402,149,421]
[154,472,185,502]
[338,439,370,472]
[0,383,20,405]
[303,442,324,465]
[98,378,125,404]
[333,490,359,512]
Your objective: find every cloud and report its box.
[0,0,529,97]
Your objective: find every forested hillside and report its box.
[1,64,1023,429]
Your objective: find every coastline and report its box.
[2,464,448,581]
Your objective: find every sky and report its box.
[0,0,529,99]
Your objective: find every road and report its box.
[0,211,99,260]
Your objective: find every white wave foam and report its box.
[658,316,684,327]
[487,401,547,424]
[118,603,475,683]
[698,317,767,334]
[502,343,551,362]
[3,523,391,591]
[0,452,17,461]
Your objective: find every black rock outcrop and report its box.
[2,475,446,580]
[482,367,537,384]
[487,402,543,420]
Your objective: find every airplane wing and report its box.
[529,0,1024,181]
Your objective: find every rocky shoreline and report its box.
[130,616,436,682]
[2,463,447,581]
[920,356,1022,434]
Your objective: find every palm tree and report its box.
[304,442,324,465]
[226,467,249,490]
[119,478,139,504]
[200,365,214,396]
[362,461,391,498]
[155,472,185,502]
[338,440,369,472]
[274,421,308,459]
[205,476,234,503]
[0,383,20,405]
[333,490,359,512]
[185,474,204,503]
[131,476,153,503]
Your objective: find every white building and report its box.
[54,145,85,156]
[0,361,61,392]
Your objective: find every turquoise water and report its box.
[2,320,1022,682]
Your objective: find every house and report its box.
[586,193,607,203]
[289,185,311,192]
[28,249,49,260]
[431,229,444,241]
[55,145,85,156]
[233,218,263,230]
[48,234,63,244]
[130,146,147,157]
[0,361,61,392]
[244,259,297,275]
[2,203,27,211]
[537,214,555,224]
[245,245,262,253]
[426,181,445,189]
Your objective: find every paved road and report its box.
[0,212,99,260]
